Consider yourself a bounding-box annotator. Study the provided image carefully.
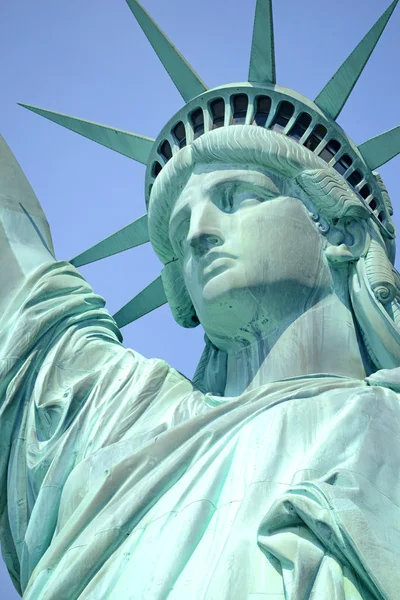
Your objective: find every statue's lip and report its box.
[201,251,237,270]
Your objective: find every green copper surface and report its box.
[113,275,167,328]
[248,0,276,84]
[126,0,208,102]
[2,1,400,598]
[315,0,399,119]
[18,103,154,164]
[71,215,149,268]
[2,127,400,597]
[358,126,400,170]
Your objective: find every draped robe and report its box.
[0,261,400,599]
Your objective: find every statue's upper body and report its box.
[1,126,400,600]
[4,0,400,596]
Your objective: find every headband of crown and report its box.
[20,0,400,329]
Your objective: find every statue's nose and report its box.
[187,204,224,258]
[190,232,223,257]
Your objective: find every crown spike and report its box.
[18,104,154,164]
[315,0,399,120]
[358,126,400,170]
[248,0,276,84]
[71,215,149,268]
[126,0,208,102]
[113,275,167,328]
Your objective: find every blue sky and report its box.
[0,0,399,596]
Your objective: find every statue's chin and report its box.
[197,276,264,342]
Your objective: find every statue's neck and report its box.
[223,293,372,397]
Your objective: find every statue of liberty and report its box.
[1,0,400,597]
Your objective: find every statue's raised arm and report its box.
[3,0,400,599]
[0,134,196,598]
[0,135,55,311]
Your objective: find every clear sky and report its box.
[0,0,399,597]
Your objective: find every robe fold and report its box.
[0,261,399,599]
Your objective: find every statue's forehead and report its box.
[184,164,283,195]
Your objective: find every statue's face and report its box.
[169,163,333,349]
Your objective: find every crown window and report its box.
[159,140,173,162]
[271,101,295,133]
[347,169,362,187]
[191,109,205,139]
[152,161,162,179]
[304,124,327,151]
[333,153,353,175]
[232,94,249,125]
[378,211,384,222]
[359,184,371,200]
[319,139,341,163]
[253,95,271,127]
[369,199,377,211]
[173,122,187,149]
[287,112,312,142]
[210,98,225,129]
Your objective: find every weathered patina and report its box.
[1,1,400,598]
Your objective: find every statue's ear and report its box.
[325,217,369,264]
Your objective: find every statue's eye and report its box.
[221,189,235,212]
[216,183,275,213]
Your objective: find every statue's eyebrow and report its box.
[207,174,280,198]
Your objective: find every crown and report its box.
[19,0,400,329]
